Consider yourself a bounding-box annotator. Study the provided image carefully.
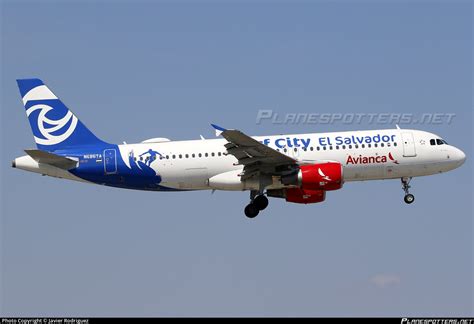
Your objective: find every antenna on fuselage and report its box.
[395,124,401,130]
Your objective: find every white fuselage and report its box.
[111,128,465,190]
[14,128,466,191]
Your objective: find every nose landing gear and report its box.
[401,177,415,204]
[244,190,269,218]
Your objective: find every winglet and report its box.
[211,124,227,137]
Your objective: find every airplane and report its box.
[12,79,466,218]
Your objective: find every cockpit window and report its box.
[430,138,448,145]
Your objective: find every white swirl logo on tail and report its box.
[26,104,78,146]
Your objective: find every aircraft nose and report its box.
[453,147,466,166]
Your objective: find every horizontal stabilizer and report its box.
[24,149,78,170]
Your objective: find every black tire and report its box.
[404,194,415,204]
[253,195,269,210]
[244,203,259,218]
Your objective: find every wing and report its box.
[211,124,297,180]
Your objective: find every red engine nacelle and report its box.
[285,188,326,204]
[299,162,343,191]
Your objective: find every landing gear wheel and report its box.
[253,195,269,210]
[401,177,415,204]
[244,203,259,218]
[404,194,415,204]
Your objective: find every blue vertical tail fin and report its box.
[17,78,108,151]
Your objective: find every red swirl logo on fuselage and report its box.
[346,152,399,165]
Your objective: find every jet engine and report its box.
[281,162,344,191]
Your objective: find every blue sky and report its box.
[1,1,472,316]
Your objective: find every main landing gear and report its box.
[244,191,269,218]
[401,177,415,204]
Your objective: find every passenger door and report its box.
[401,132,416,157]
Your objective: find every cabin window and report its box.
[323,146,327,150]
[335,146,339,150]
[387,143,391,147]
[211,152,215,157]
[185,154,189,158]
[172,155,176,159]
[355,145,359,149]
[192,154,195,158]
[294,148,297,152]
[367,144,371,148]
[380,143,384,147]
[342,145,346,149]
[374,143,378,148]
[284,148,287,153]
[394,142,397,147]
[361,144,365,148]
[179,154,182,159]
[218,152,222,156]
[303,147,307,151]
[348,145,352,149]
[205,153,208,157]
[166,155,169,159]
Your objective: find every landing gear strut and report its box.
[401,177,415,204]
[244,191,269,218]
